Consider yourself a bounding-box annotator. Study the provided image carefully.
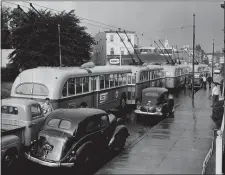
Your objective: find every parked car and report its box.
[1,98,46,169]
[134,87,174,118]
[25,108,129,168]
[1,134,22,170]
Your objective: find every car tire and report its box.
[161,105,170,118]
[120,95,126,109]
[2,149,18,169]
[114,133,126,152]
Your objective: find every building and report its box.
[179,45,204,63]
[92,30,136,65]
[1,49,14,67]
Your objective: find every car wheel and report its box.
[115,134,126,152]
[3,150,17,169]
[120,95,126,109]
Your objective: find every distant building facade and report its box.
[92,30,135,65]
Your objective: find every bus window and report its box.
[76,77,82,94]
[118,74,123,86]
[128,75,131,84]
[83,77,89,93]
[132,75,136,84]
[91,77,96,91]
[114,74,118,87]
[122,74,127,85]
[100,75,105,89]
[68,78,75,95]
[105,75,110,89]
[62,82,68,97]
[149,71,152,80]
[152,71,155,79]
[109,74,115,87]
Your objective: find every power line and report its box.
[15,0,166,41]
[3,0,193,46]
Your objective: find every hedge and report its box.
[1,67,19,82]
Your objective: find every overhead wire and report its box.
[3,0,197,50]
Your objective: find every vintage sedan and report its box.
[134,87,174,118]
[25,108,129,168]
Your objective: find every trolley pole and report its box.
[192,13,195,104]
[58,24,62,67]
[212,39,214,79]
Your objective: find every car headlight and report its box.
[137,105,141,110]
[156,107,161,112]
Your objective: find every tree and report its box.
[8,8,95,70]
[1,6,12,49]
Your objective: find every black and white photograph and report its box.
[1,0,225,174]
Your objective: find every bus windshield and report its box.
[15,83,49,96]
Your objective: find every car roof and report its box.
[44,108,107,136]
[47,108,107,123]
[2,98,38,107]
[142,87,168,95]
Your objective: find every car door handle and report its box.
[100,130,104,134]
[29,123,36,128]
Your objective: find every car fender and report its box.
[76,141,93,159]
[108,125,129,147]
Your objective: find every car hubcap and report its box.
[5,155,13,167]
[121,98,125,108]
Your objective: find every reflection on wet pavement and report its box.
[96,86,219,174]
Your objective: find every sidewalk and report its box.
[96,88,218,174]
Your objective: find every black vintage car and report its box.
[134,87,174,118]
[25,108,129,168]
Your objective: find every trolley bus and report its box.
[161,64,190,89]
[121,65,165,105]
[10,65,132,111]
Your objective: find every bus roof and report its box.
[10,65,132,99]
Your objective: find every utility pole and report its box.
[223,1,225,97]
[58,24,62,67]
[212,39,214,79]
[192,13,195,103]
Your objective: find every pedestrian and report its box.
[207,74,213,88]
[220,79,224,96]
[41,98,53,115]
[211,83,219,107]
[202,75,207,89]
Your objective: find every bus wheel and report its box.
[120,95,126,109]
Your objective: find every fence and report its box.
[202,111,224,174]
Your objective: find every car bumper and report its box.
[25,152,74,168]
[134,110,162,116]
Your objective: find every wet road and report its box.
[3,77,222,175]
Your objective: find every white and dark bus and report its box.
[10,65,132,111]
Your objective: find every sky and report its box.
[2,0,224,53]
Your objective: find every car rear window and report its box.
[1,106,18,115]
[48,118,71,130]
[59,120,71,129]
